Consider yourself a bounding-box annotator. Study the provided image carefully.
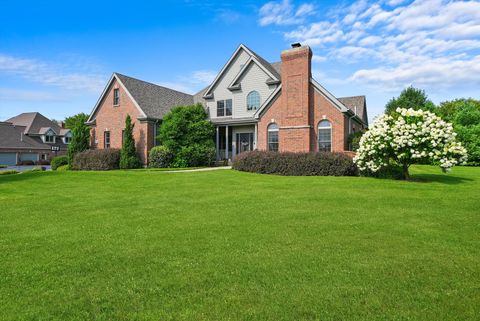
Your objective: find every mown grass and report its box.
[0,166,479,321]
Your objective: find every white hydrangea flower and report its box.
[354,108,468,177]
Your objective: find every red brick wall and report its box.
[89,77,152,164]
[258,46,313,152]
[257,46,348,153]
[311,88,347,152]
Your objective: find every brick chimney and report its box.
[279,44,312,152]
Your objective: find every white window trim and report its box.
[318,120,332,152]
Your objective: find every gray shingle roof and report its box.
[6,112,62,135]
[337,96,368,125]
[115,73,194,119]
[270,61,282,77]
[0,122,50,150]
[243,44,281,80]
[193,86,208,106]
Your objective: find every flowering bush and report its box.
[354,108,468,179]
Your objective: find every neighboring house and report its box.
[87,43,368,164]
[0,112,70,165]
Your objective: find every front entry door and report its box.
[236,133,254,155]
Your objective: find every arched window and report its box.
[318,120,332,152]
[267,123,279,152]
[247,91,260,110]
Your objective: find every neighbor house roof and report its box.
[0,122,50,150]
[338,96,368,126]
[88,73,195,122]
[6,112,63,135]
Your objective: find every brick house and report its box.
[87,43,368,164]
[0,112,70,166]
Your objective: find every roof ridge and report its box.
[115,72,193,97]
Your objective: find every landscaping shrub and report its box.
[120,114,142,169]
[72,149,120,170]
[347,131,364,151]
[51,155,69,170]
[149,146,174,168]
[159,104,215,167]
[56,164,70,171]
[16,160,34,166]
[35,160,50,165]
[232,151,357,176]
[0,170,19,176]
[0,165,7,168]
[174,144,216,168]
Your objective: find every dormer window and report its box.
[247,91,260,110]
[63,131,72,144]
[45,129,55,143]
[113,88,120,106]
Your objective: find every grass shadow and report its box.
[411,173,473,185]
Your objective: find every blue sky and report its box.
[1,0,479,122]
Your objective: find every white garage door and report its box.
[19,153,38,162]
[0,153,17,166]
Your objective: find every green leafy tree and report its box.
[120,114,142,169]
[67,113,90,164]
[64,113,89,129]
[385,87,436,115]
[438,99,480,164]
[159,104,215,167]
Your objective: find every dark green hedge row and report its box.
[72,149,120,170]
[232,151,357,176]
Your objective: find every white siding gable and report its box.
[207,48,278,120]
[233,63,278,118]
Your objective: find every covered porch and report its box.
[214,120,258,161]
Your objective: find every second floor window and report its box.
[247,91,260,110]
[104,131,111,148]
[45,133,55,143]
[217,99,232,117]
[113,88,120,106]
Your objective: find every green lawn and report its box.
[0,166,479,321]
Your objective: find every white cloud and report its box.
[0,88,63,102]
[258,0,315,26]
[0,54,105,93]
[159,70,217,94]
[265,0,480,95]
[351,55,480,89]
[190,70,217,85]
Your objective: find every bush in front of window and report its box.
[159,104,216,167]
[149,146,174,168]
[71,149,121,170]
[51,155,69,170]
[173,144,216,168]
[232,150,357,176]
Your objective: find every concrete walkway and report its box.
[163,166,231,173]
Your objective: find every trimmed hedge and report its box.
[173,144,216,168]
[149,146,174,168]
[232,151,357,176]
[72,149,120,170]
[16,160,34,166]
[51,155,68,170]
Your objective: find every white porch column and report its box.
[216,126,219,160]
[225,125,229,160]
[254,123,258,150]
